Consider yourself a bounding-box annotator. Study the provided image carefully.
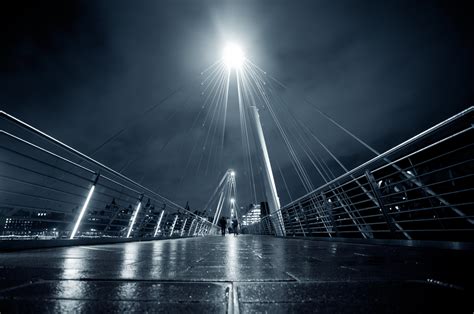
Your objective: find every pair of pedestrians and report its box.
[218,216,239,236]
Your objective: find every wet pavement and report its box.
[0,235,472,313]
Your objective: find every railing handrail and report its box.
[281,106,473,211]
[0,110,213,224]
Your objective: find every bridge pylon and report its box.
[249,106,286,236]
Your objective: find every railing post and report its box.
[301,200,313,236]
[188,219,196,236]
[193,221,199,236]
[169,214,178,237]
[284,207,296,236]
[296,202,306,237]
[70,172,100,239]
[197,220,204,236]
[204,224,210,235]
[365,170,397,234]
[153,210,165,237]
[200,221,205,235]
[126,194,144,238]
[180,218,188,236]
[263,216,270,235]
[272,211,287,236]
[321,192,338,236]
[192,220,200,236]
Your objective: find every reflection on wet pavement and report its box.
[0,235,472,313]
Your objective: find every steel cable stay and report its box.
[1,48,472,242]
[237,69,261,204]
[242,63,334,235]
[5,58,224,236]
[304,100,474,225]
[242,108,472,239]
[235,61,472,239]
[0,112,199,215]
[241,64,312,198]
[1,117,218,239]
[270,68,470,236]
[204,71,230,175]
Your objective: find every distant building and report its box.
[3,218,33,235]
[241,204,261,226]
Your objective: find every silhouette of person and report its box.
[218,216,227,236]
[232,217,239,236]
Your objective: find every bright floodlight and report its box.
[230,170,236,177]
[230,198,235,203]
[223,43,244,70]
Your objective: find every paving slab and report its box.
[0,235,473,313]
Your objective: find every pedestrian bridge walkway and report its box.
[0,235,472,313]
[1,109,473,312]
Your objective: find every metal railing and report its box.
[243,107,474,242]
[0,111,218,240]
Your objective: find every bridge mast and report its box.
[223,42,286,236]
[249,105,286,236]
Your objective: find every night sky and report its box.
[1,0,473,216]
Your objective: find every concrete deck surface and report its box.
[0,235,472,313]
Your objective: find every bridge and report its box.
[1,102,473,312]
[1,41,474,313]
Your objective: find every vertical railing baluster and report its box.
[365,170,397,235]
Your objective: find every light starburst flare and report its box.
[222,43,245,70]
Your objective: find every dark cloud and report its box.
[1,0,472,214]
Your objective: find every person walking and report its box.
[232,217,239,236]
[218,216,227,236]
[227,217,232,234]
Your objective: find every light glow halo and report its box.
[223,43,244,70]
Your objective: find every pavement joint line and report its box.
[0,278,351,293]
[274,236,474,251]
[78,246,117,252]
[231,279,413,284]
[72,278,299,283]
[284,272,300,282]
[25,278,301,283]
[339,265,360,272]
[182,265,194,272]
[0,296,228,303]
[238,300,329,304]
[1,279,235,286]
[232,282,240,314]
[412,279,465,291]
[0,278,47,294]
[1,278,419,285]
[225,285,231,313]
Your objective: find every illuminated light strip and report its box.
[70,185,96,239]
[180,218,188,236]
[169,215,178,237]
[126,201,142,238]
[193,221,201,236]
[197,220,204,236]
[153,210,165,237]
[192,220,200,236]
[187,219,196,236]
